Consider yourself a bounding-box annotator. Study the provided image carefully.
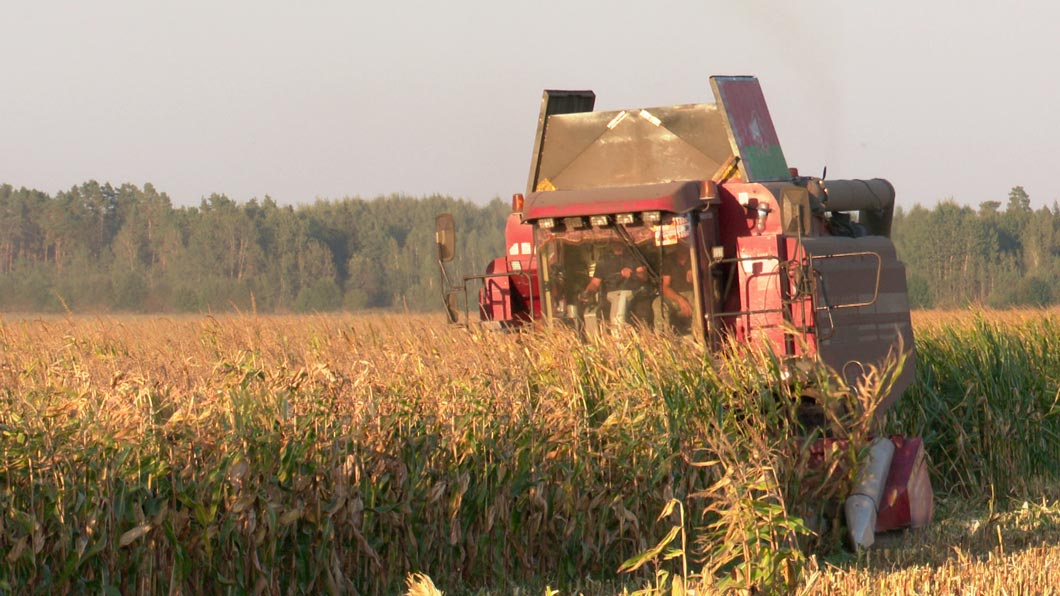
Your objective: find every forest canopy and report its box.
[0,181,1053,312]
[0,181,506,313]
[892,186,1060,309]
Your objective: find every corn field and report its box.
[2,311,1060,594]
[894,310,1060,495]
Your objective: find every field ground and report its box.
[2,310,1060,594]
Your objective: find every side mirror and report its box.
[435,214,455,263]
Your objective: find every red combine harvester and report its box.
[436,76,932,544]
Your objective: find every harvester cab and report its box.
[437,75,932,544]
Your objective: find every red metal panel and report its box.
[734,235,788,354]
[503,213,541,318]
[710,76,790,182]
[876,436,935,531]
[714,182,765,250]
[480,258,514,321]
[712,182,760,333]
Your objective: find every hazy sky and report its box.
[4,1,1059,210]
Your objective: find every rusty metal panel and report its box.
[710,76,790,182]
[526,90,596,195]
[779,186,811,236]
[802,236,915,415]
[530,103,734,192]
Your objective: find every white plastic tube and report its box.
[845,437,896,548]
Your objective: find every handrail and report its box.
[703,249,883,342]
[705,254,797,333]
[443,269,536,329]
[809,250,883,340]
[810,251,883,311]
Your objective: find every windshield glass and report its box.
[536,214,695,336]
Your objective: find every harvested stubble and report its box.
[797,489,1060,596]
[0,314,864,594]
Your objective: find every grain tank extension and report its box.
[435,76,932,542]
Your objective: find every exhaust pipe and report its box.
[805,178,896,237]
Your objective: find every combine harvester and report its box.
[436,76,932,546]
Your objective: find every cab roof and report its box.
[523,180,703,221]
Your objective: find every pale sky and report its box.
[3,1,1059,210]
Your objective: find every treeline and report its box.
[0,182,508,313]
[1,181,1057,313]
[893,186,1060,309]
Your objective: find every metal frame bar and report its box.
[706,254,797,334]
[810,251,883,311]
[703,247,884,342]
[809,250,883,341]
[442,269,536,329]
